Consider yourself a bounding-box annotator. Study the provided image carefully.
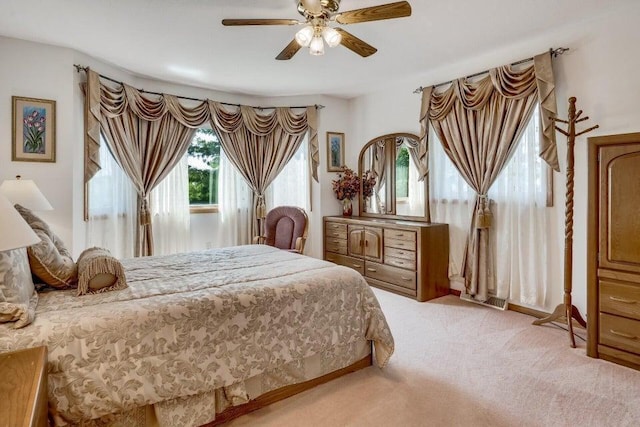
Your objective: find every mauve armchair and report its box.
[253,206,309,254]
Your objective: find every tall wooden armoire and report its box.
[587,132,640,370]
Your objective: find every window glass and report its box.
[188,128,220,206]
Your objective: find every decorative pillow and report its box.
[77,247,127,296]
[14,204,77,289]
[0,248,39,328]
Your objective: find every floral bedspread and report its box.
[0,245,394,425]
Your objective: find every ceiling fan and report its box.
[222,0,412,60]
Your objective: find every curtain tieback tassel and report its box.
[475,195,492,229]
[140,199,151,226]
[256,195,267,219]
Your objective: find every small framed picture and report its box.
[326,131,345,172]
[12,96,56,163]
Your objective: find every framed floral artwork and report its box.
[12,96,56,163]
[326,131,345,172]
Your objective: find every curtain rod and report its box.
[73,65,325,110]
[412,47,569,94]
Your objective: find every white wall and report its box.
[349,3,640,314]
[0,38,74,246]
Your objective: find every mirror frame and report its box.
[358,132,430,222]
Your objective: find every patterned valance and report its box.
[419,51,559,171]
[84,69,320,183]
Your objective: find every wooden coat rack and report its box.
[533,97,599,348]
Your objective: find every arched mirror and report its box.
[358,133,429,221]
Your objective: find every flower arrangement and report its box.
[332,167,360,200]
[361,170,377,198]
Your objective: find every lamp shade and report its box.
[309,36,325,56]
[322,27,341,48]
[0,193,40,252]
[295,25,314,47]
[0,176,53,211]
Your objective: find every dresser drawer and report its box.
[600,313,640,355]
[384,229,416,242]
[385,237,416,251]
[325,222,347,239]
[325,239,347,255]
[384,255,416,270]
[385,246,416,262]
[365,261,416,290]
[325,253,365,275]
[600,280,640,321]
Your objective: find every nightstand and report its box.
[0,346,48,427]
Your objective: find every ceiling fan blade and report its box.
[276,39,302,60]
[222,19,300,26]
[335,1,412,25]
[335,28,377,57]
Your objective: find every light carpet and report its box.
[228,289,640,427]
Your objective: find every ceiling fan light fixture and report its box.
[309,36,325,55]
[322,26,342,47]
[295,25,314,47]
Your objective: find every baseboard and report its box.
[448,289,550,318]
[507,303,550,319]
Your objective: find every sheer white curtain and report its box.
[149,156,191,255]
[87,136,192,258]
[488,107,549,307]
[215,148,252,247]
[265,136,310,211]
[429,105,550,308]
[397,154,426,216]
[86,136,137,259]
[429,130,475,280]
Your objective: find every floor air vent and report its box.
[460,293,508,311]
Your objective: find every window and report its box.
[429,105,552,308]
[188,128,221,212]
[266,135,310,212]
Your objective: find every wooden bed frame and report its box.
[204,352,373,426]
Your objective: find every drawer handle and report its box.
[609,329,638,340]
[401,276,412,281]
[333,239,341,243]
[609,296,637,304]
[367,268,377,272]
[352,264,362,268]
[327,257,335,262]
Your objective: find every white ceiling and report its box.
[0,0,633,98]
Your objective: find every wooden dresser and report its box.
[587,133,640,371]
[324,216,449,302]
[0,346,48,426]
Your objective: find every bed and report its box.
[0,244,394,426]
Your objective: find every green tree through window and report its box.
[188,128,220,205]
[396,146,410,198]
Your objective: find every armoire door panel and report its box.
[599,146,640,274]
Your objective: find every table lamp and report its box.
[0,175,53,211]
[0,193,39,252]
